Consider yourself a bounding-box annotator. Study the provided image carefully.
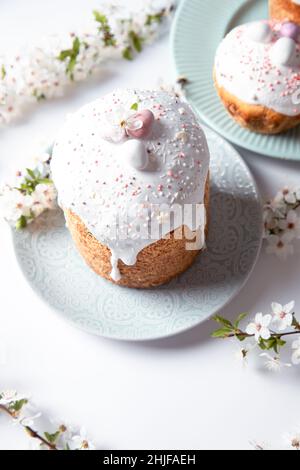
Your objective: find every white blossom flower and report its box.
[0,186,33,224]
[260,353,291,372]
[33,183,57,210]
[263,206,278,236]
[274,188,297,205]
[278,210,300,241]
[246,313,272,342]
[234,340,256,366]
[291,338,300,365]
[19,410,42,428]
[69,427,95,450]
[271,301,295,331]
[266,233,294,260]
[0,390,19,405]
[283,429,300,450]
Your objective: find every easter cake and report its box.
[214,20,300,134]
[270,0,300,25]
[51,89,210,288]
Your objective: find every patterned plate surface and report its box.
[12,128,263,341]
[171,0,300,160]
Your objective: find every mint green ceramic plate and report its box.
[172,0,300,160]
[12,128,262,341]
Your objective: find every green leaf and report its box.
[212,315,233,328]
[129,31,143,53]
[10,398,28,412]
[236,334,247,342]
[259,337,286,354]
[93,10,108,25]
[66,56,77,78]
[73,37,80,55]
[16,216,27,230]
[130,102,139,111]
[37,178,52,185]
[44,431,60,444]
[1,65,6,80]
[26,168,36,180]
[122,47,133,61]
[58,37,81,79]
[211,327,233,338]
[145,13,164,26]
[234,313,248,328]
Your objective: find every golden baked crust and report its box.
[65,179,209,289]
[214,72,300,134]
[270,0,300,24]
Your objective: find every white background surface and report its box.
[0,0,300,451]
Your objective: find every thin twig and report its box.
[226,330,300,339]
[0,404,57,450]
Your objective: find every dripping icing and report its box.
[51,89,210,281]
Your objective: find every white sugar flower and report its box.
[266,233,294,260]
[246,313,272,342]
[69,427,95,450]
[291,338,300,365]
[99,101,142,143]
[271,301,295,331]
[278,210,300,241]
[260,353,291,372]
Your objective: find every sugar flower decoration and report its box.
[100,103,154,143]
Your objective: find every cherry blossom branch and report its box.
[0,405,57,450]
[212,302,300,371]
[0,403,57,450]
[0,391,95,450]
[0,0,175,125]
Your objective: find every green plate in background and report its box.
[171,0,300,160]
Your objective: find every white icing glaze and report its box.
[51,89,210,281]
[292,0,300,6]
[215,21,300,116]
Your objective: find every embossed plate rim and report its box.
[11,126,263,341]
